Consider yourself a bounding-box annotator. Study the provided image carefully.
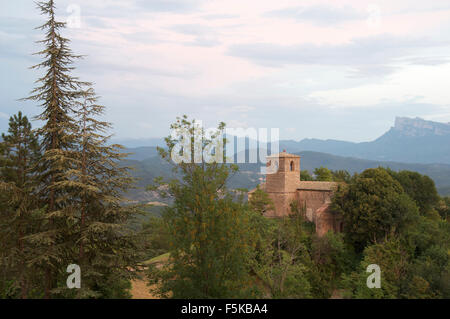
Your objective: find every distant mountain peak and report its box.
[393,116,450,137]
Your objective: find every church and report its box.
[249,151,343,236]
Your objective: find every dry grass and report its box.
[131,276,160,299]
[143,252,170,266]
[130,252,170,299]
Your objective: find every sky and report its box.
[2,0,450,142]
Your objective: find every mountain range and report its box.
[119,117,450,165]
[123,151,450,201]
[278,117,450,164]
[118,117,450,200]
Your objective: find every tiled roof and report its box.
[297,181,338,191]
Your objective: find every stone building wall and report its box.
[315,204,343,237]
[298,189,332,222]
[265,191,298,218]
[249,151,342,236]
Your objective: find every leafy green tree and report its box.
[253,202,312,298]
[402,215,450,298]
[388,170,439,215]
[331,170,351,183]
[139,216,171,261]
[402,275,436,299]
[314,167,333,181]
[300,170,314,181]
[308,232,356,298]
[249,185,274,215]
[339,176,450,299]
[332,168,420,251]
[436,197,449,220]
[341,238,411,299]
[147,117,258,298]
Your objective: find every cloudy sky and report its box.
[2,0,450,142]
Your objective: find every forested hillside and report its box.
[123,149,450,201]
[144,117,450,299]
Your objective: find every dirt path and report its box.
[131,276,160,299]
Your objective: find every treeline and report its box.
[333,168,449,298]
[0,1,141,298]
[145,117,450,298]
[301,166,353,182]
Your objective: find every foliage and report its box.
[308,232,356,298]
[436,197,449,220]
[147,116,259,298]
[250,202,311,298]
[335,167,449,299]
[0,112,42,298]
[249,185,274,215]
[387,169,439,215]
[313,166,333,181]
[300,170,314,181]
[340,238,407,299]
[2,1,448,300]
[332,168,420,251]
[139,216,171,261]
[331,170,352,183]
[0,1,139,299]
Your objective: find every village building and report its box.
[249,151,343,236]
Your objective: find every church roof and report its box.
[297,181,338,191]
[267,150,300,158]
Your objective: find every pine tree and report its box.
[22,0,89,298]
[21,1,142,298]
[20,1,142,298]
[67,89,140,298]
[0,112,42,298]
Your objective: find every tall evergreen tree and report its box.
[0,112,42,298]
[20,0,140,298]
[66,89,140,298]
[22,0,88,298]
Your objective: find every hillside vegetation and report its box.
[141,117,450,299]
[123,150,450,201]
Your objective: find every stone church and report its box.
[249,151,343,236]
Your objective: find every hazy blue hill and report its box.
[280,138,358,157]
[362,127,450,163]
[122,146,160,161]
[122,150,450,201]
[121,117,450,164]
[438,186,450,196]
[297,151,450,189]
[111,137,165,148]
[119,117,450,200]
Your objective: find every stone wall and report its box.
[298,190,331,221]
[265,191,298,218]
[314,204,343,237]
[249,152,343,236]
